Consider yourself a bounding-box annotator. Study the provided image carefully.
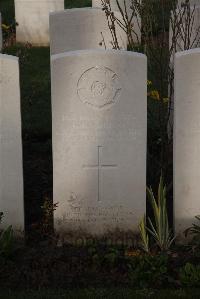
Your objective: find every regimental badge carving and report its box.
[77,66,122,109]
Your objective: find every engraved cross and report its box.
[83,146,117,202]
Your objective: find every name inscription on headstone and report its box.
[57,205,136,230]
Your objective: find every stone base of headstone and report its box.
[57,229,140,247]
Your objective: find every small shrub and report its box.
[0,213,14,258]
[147,175,175,251]
[2,22,16,48]
[139,175,174,252]
[0,225,14,257]
[184,215,200,245]
[127,253,170,288]
[180,263,200,287]
[139,216,149,253]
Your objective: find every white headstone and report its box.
[0,54,24,231]
[0,13,2,51]
[15,0,64,45]
[174,48,200,237]
[51,49,147,235]
[170,4,200,52]
[49,8,127,55]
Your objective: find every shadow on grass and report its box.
[1,288,200,299]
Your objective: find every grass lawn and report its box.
[1,289,200,299]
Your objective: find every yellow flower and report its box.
[163,97,169,103]
[147,80,152,86]
[150,90,160,100]
[2,24,10,30]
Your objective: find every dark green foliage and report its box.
[0,225,14,257]
[0,0,15,25]
[184,216,200,245]
[147,176,174,251]
[65,0,92,8]
[180,263,200,288]
[0,243,175,290]
[0,213,14,258]
[127,254,171,288]
[4,45,51,139]
[1,288,200,299]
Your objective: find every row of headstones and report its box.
[1,47,200,238]
[1,1,199,51]
[13,0,135,47]
[0,0,199,238]
[8,0,200,51]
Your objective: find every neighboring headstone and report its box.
[0,13,2,51]
[0,54,24,231]
[92,0,141,45]
[15,0,64,45]
[51,49,147,235]
[50,8,127,55]
[174,48,200,237]
[170,3,200,52]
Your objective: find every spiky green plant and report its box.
[0,225,14,257]
[147,176,175,251]
[184,215,200,240]
[0,212,14,257]
[139,215,149,253]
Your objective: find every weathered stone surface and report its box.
[15,0,64,45]
[174,48,200,237]
[51,49,147,235]
[0,54,24,231]
[50,8,127,55]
